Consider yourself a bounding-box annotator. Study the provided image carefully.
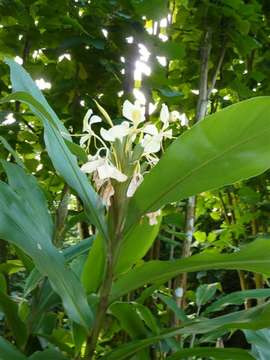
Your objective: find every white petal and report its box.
[100,122,129,142]
[143,124,158,136]
[81,158,103,173]
[122,100,134,121]
[170,110,180,122]
[160,104,169,127]
[83,109,93,132]
[80,134,90,146]
[123,100,145,127]
[127,173,144,197]
[98,163,127,182]
[163,129,173,139]
[110,167,128,182]
[89,115,102,125]
[179,113,189,127]
[142,134,162,154]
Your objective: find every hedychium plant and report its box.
[2,59,270,359]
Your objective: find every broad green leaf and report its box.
[131,0,167,19]
[196,283,219,308]
[205,289,270,315]
[167,347,255,360]
[114,216,161,276]
[245,328,270,360]
[111,238,270,300]
[0,162,93,329]
[110,302,149,338]
[0,273,7,293]
[0,290,27,348]
[81,233,105,294]
[126,97,270,230]
[103,302,270,359]
[28,349,69,360]
[24,237,93,296]
[3,59,108,243]
[0,336,27,360]
[158,293,188,322]
[110,302,150,359]
[0,136,24,168]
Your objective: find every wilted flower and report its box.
[100,181,115,207]
[146,209,161,225]
[127,172,144,197]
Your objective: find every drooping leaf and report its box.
[167,347,255,360]
[3,59,108,243]
[28,349,69,360]
[0,162,93,329]
[0,336,27,360]
[111,238,270,300]
[0,290,27,349]
[24,237,94,296]
[205,288,270,315]
[103,301,270,359]
[244,328,270,360]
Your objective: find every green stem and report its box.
[84,251,114,359]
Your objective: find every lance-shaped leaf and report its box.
[103,301,270,359]
[167,348,255,360]
[0,336,27,360]
[81,218,161,294]
[0,162,93,329]
[126,97,270,229]
[205,288,270,315]
[0,290,27,349]
[3,59,108,243]
[111,238,270,301]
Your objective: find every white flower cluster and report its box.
[79,100,188,220]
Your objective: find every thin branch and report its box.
[208,46,226,98]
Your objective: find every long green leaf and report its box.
[114,216,161,276]
[0,162,92,329]
[167,347,255,360]
[103,301,270,359]
[244,328,270,360]
[205,288,270,315]
[0,290,27,349]
[126,97,270,229]
[0,336,27,360]
[111,238,270,300]
[3,59,108,242]
[81,233,105,294]
[24,237,94,296]
[28,349,69,360]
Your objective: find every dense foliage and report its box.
[1,0,270,359]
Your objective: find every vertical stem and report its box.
[84,249,114,359]
[177,29,212,309]
[84,179,126,358]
